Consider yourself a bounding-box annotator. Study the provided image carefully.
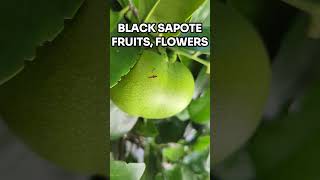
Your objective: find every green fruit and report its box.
[0,1,107,175]
[111,50,195,119]
[213,3,271,165]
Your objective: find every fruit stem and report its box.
[170,47,210,67]
[121,6,130,14]
[168,50,178,63]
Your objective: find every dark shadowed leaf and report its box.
[0,0,84,85]
[133,119,159,137]
[110,33,142,88]
[156,117,188,144]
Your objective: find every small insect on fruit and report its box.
[148,75,158,79]
[111,50,195,119]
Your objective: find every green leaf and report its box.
[110,101,138,140]
[163,165,184,180]
[193,135,210,152]
[134,119,159,137]
[180,26,210,54]
[178,0,210,54]
[0,0,108,174]
[145,0,206,23]
[0,0,84,86]
[155,173,165,180]
[190,0,210,26]
[181,165,210,180]
[163,143,185,162]
[156,117,188,144]
[194,67,209,97]
[141,144,162,180]
[111,161,146,180]
[132,0,160,22]
[110,8,129,32]
[110,33,142,88]
[188,88,210,125]
[117,0,130,7]
[178,54,193,68]
[188,67,210,124]
[160,164,209,180]
[183,151,209,174]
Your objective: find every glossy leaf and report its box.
[110,33,142,88]
[193,135,210,152]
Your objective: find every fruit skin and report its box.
[111,50,195,119]
[0,0,107,175]
[213,3,271,165]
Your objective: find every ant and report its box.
[148,68,158,79]
[148,75,158,79]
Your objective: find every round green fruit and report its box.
[111,50,195,119]
[213,3,271,165]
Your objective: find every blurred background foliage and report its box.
[214,0,320,179]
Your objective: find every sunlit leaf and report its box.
[111,160,146,180]
[163,143,185,162]
[193,135,210,152]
